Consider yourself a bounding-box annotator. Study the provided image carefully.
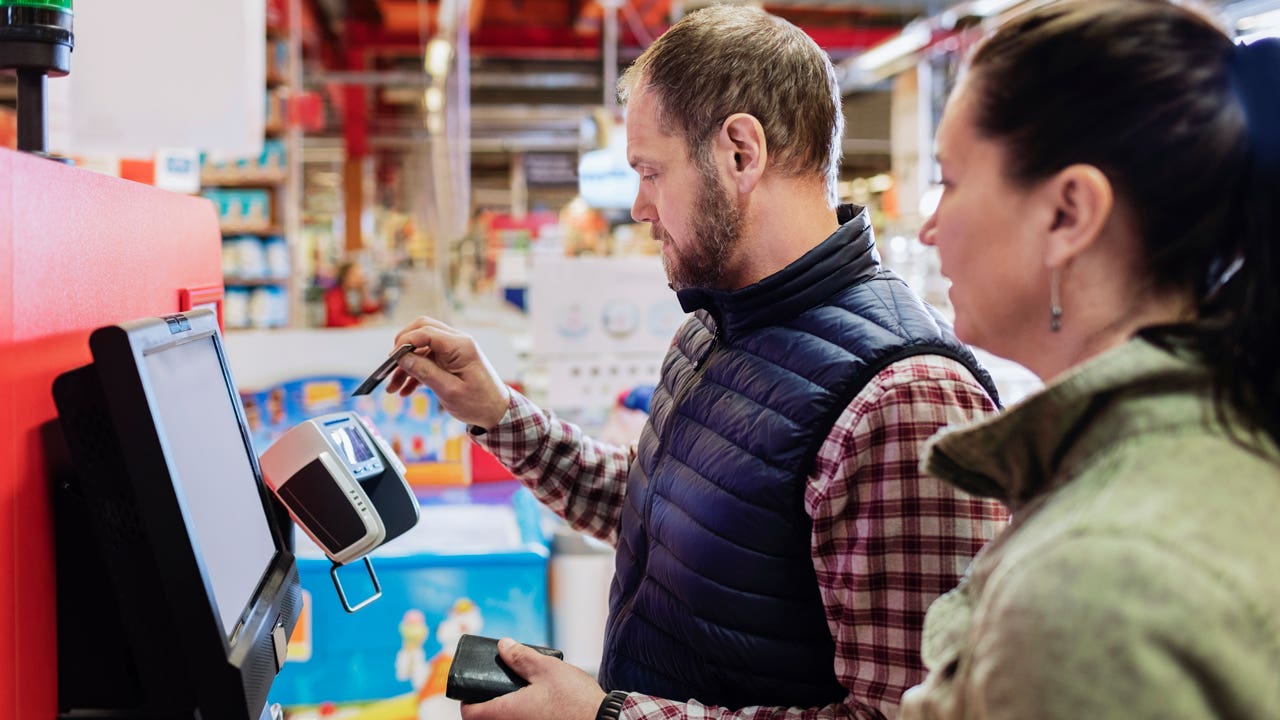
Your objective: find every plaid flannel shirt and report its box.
[474,353,1009,720]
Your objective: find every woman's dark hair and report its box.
[968,0,1280,446]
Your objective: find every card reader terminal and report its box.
[259,413,391,565]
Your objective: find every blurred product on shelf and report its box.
[220,234,290,329]
[201,187,275,232]
[202,139,288,185]
[266,35,290,83]
[619,384,655,413]
[222,235,289,279]
[0,108,15,149]
[265,235,291,276]
[225,285,290,329]
[224,287,251,328]
[223,236,266,278]
[598,385,654,446]
[265,87,287,134]
[445,207,665,317]
[249,286,289,328]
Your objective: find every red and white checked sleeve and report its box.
[471,390,635,546]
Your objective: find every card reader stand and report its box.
[259,412,419,613]
[331,556,383,613]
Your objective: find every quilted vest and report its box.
[597,205,999,709]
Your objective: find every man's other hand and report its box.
[459,638,607,720]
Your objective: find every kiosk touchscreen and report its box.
[52,309,301,720]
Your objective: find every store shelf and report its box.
[224,275,290,287]
[200,172,286,185]
[207,13,301,332]
[202,173,288,188]
[221,225,285,237]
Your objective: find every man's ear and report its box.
[1041,163,1114,269]
[719,113,767,194]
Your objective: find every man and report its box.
[386,6,1007,720]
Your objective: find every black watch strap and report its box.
[596,690,629,720]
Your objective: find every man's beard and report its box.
[660,161,744,291]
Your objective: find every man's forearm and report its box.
[474,389,636,545]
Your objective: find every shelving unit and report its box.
[224,275,293,287]
[201,21,298,330]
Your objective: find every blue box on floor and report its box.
[268,482,551,712]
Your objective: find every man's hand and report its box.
[459,638,607,720]
[384,316,510,430]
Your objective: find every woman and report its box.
[324,261,382,327]
[902,1,1280,717]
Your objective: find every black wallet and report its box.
[445,633,564,704]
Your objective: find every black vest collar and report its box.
[675,204,881,340]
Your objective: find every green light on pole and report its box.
[0,0,73,11]
[0,0,73,154]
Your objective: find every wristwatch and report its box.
[596,690,629,720]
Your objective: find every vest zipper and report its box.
[691,327,719,370]
[653,326,718,536]
[605,326,721,662]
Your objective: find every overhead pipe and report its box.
[837,0,1036,93]
[601,0,621,108]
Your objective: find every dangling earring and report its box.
[1049,268,1063,332]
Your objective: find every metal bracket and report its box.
[330,555,382,613]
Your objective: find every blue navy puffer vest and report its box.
[597,205,998,709]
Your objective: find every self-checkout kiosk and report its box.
[52,310,302,720]
[51,309,420,719]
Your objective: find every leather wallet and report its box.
[445,633,564,703]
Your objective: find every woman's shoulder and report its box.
[967,525,1280,719]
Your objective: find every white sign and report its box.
[529,255,687,411]
[53,0,265,157]
[578,133,639,210]
[154,148,202,194]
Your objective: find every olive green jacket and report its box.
[900,338,1280,720]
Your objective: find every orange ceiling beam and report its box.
[376,0,493,34]
[354,0,894,59]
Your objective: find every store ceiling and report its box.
[296,0,949,206]
[0,0,1258,201]
[0,0,948,204]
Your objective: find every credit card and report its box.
[351,343,416,396]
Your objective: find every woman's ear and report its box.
[1042,163,1114,269]
[719,113,767,194]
